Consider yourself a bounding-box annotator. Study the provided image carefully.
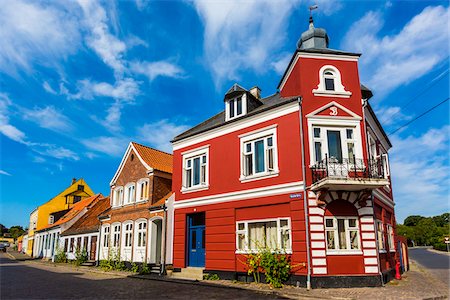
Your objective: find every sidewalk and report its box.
[6,251,448,300]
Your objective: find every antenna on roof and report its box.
[309,4,318,27]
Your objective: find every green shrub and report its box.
[203,273,220,280]
[54,245,67,263]
[74,248,88,266]
[139,262,150,275]
[130,262,139,273]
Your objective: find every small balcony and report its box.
[310,155,389,191]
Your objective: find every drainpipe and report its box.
[161,204,168,276]
[298,97,312,290]
[96,224,102,267]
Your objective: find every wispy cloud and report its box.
[82,136,128,156]
[0,93,27,143]
[68,78,140,101]
[22,106,72,132]
[271,53,292,75]
[193,0,300,86]
[0,0,80,77]
[390,126,450,222]
[77,0,126,77]
[33,145,80,161]
[137,119,189,153]
[0,170,12,176]
[375,106,412,127]
[341,6,449,96]
[42,81,58,95]
[130,60,184,81]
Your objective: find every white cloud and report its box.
[193,0,300,86]
[82,136,128,156]
[32,156,46,163]
[271,53,292,75]
[67,78,140,101]
[0,170,11,176]
[37,146,80,161]
[130,60,184,81]
[341,6,449,96]
[390,126,450,222]
[375,106,411,126]
[22,106,72,132]
[0,0,80,77]
[137,120,190,153]
[0,93,27,144]
[43,81,58,95]
[77,0,126,77]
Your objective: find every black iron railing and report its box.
[311,154,386,184]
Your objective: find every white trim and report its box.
[180,144,210,156]
[174,181,304,209]
[312,258,327,266]
[172,102,299,150]
[312,65,352,98]
[136,178,150,203]
[181,146,209,193]
[238,124,278,138]
[325,216,361,253]
[363,249,377,256]
[226,93,247,121]
[313,267,327,274]
[110,143,152,186]
[364,257,378,265]
[326,250,363,255]
[306,101,362,120]
[372,189,395,209]
[279,52,359,92]
[311,250,326,257]
[365,266,379,274]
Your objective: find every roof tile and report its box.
[132,142,173,174]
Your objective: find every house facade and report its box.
[26,178,94,256]
[33,194,102,259]
[98,142,173,271]
[60,196,110,261]
[169,19,399,288]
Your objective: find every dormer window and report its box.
[48,216,54,225]
[313,65,351,98]
[226,94,247,121]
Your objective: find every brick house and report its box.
[168,18,401,287]
[98,142,173,272]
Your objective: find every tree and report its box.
[8,226,25,240]
[432,213,449,227]
[404,215,425,227]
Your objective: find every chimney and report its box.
[71,178,77,185]
[249,86,261,99]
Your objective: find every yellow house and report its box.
[26,178,94,256]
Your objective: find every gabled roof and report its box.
[110,142,173,186]
[61,197,110,236]
[37,194,103,232]
[172,93,299,142]
[224,83,247,100]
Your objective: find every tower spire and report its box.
[309,4,318,29]
[297,5,329,50]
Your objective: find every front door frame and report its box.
[187,212,205,267]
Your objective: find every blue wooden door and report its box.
[187,214,205,267]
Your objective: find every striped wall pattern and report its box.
[307,190,379,275]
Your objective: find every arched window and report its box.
[313,65,351,97]
[124,183,135,205]
[113,186,124,207]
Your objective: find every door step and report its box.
[81,261,95,267]
[170,267,204,281]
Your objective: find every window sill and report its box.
[240,171,279,183]
[181,185,209,194]
[378,249,387,254]
[326,250,363,255]
[312,90,352,98]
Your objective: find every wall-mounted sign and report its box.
[289,193,303,199]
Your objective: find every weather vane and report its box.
[309,4,318,25]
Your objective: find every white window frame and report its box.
[122,222,133,248]
[181,145,209,193]
[135,220,147,248]
[235,217,292,254]
[308,119,363,166]
[312,65,351,98]
[112,186,124,208]
[387,224,395,252]
[48,216,54,225]
[136,178,150,202]
[239,125,279,182]
[324,216,361,255]
[226,93,247,121]
[124,183,135,205]
[376,220,386,253]
[102,225,110,248]
[112,223,121,248]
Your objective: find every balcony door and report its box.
[327,130,343,163]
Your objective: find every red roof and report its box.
[39,194,103,231]
[132,142,173,174]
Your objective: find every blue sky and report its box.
[0,0,448,228]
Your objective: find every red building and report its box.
[169,18,401,288]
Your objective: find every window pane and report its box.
[267,148,274,170]
[255,140,265,173]
[313,128,320,138]
[246,143,251,153]
[327,131,343,162]
[346,129,353,139]
[186,169,192,187]
[201,165,206,184]
[315,142,322,162]
[202,155,207,164]
[325,78,335,91]
[325,219,334,228]
[347,142,355,163]
[348,219,357,228]
[281,229,290,250]
[193,157,200,185]
[280,219,288,228]
[230,99,235,118]
[337,219,346,249]
[187,159,191,168]
[265,221,277,249]
[267,137,273,147]
[238,233,246,250]
[237,97,242,115]
[244,154,253,176]
[350,230,359,249]
[326,231,335,249]
[238,223,244,230]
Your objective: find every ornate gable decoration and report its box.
[306,101,361,120]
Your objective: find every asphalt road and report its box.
[0,253,281,300]
[408,247,450,285]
